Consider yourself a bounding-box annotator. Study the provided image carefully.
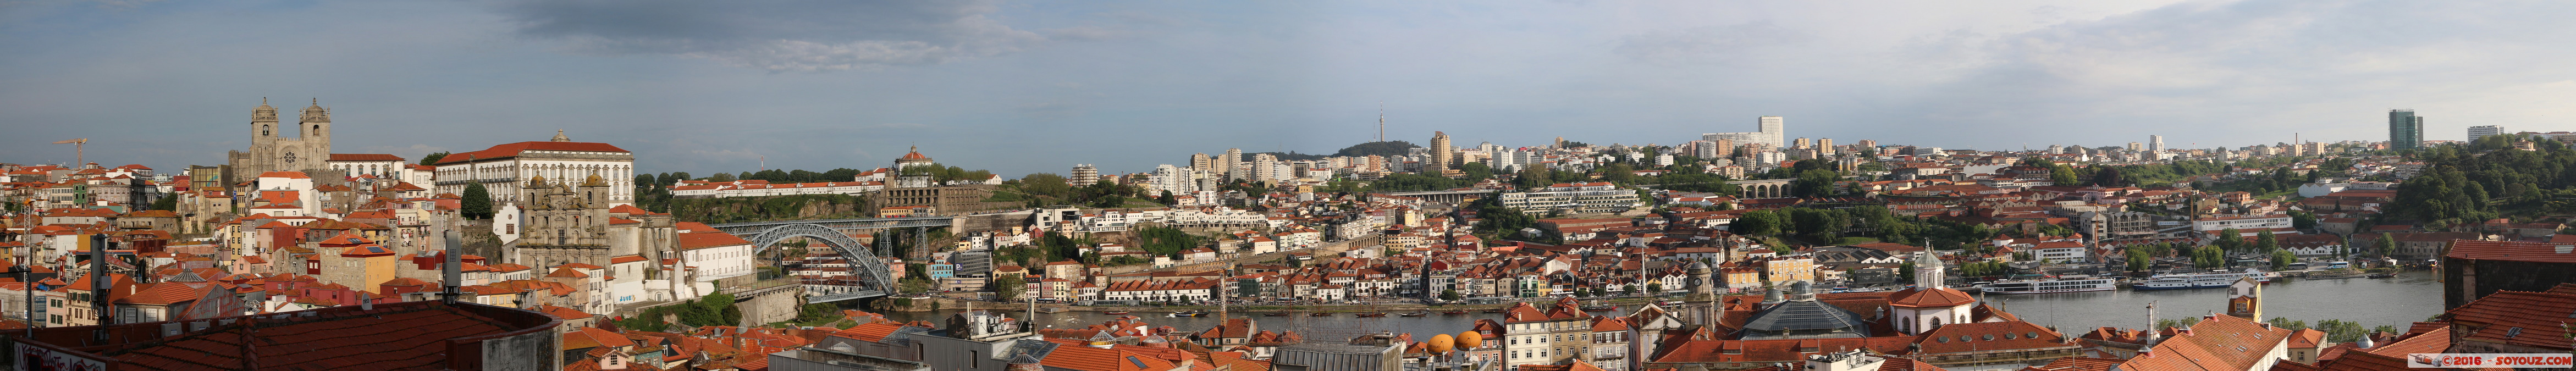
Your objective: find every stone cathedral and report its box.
[225,98,334,185]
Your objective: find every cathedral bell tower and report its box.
[252,98,279,140]
[299,98,333,153]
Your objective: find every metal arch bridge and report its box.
[737,223,903,303]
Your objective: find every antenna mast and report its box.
[1377,102,1386,143]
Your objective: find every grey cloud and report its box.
[1885,0,2576,143]
[1614,21,1811,64]
[498,0,1045,71]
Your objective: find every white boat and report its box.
[1977,275,2119,294]
[2133,269,2270,290]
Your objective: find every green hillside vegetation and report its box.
[665,194,874,224]
[1334,141,1420,157]
[992,173,1161,208]
[2386,136,2576,228]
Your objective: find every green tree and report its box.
[418,151,450,165]
[1460,162,1496,181]
[1732,210,1785,237]
[2270,249,2297,270]
[1646,283,1663,295]
[2155,317,2204,330]
[148,195,177,211]
[2089,167,2126,187]
[2050,164,2079,185]
[2215,228,2244,251]
[991,275,1027,302]
[2127,248,2153,272]
[1792,170,1841,197]
[461,182,493,220]
[679,293,738,327]
[2266,317,2311,331]
[2313,319,2370,343]
[2255,231,2281,251]
[2375,233,2398,258]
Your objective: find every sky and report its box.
[6,0,2576,178]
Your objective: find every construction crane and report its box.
[51,139,88,165]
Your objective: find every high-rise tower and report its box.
[1427,131,1452,175]
[2390,109,2423,150]
[1221,148,1243,180]
[2149,135,2166,152]
[1758,116,1785,147]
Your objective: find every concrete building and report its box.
[1494,182,1642,215]
[1069,164,1098,185]
[324,153,411,181]
[1705,116,1786,147]
[2467,125,2506,141]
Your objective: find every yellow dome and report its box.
[1457,331,1483,349]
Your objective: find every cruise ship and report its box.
[2132,269,2271,290]
[1977,275,2120,294]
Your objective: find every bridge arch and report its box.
[743,223,898,303]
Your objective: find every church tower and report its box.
[1913,251,1945,289]
[2226,277,2262,320]
[1889,251,1975,335]
[252,98,279,141]
[299,99,333,156]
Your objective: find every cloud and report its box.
[80,0,161,9]
[1613,21,1811,65]
[497,0,1046,71]
[1884,0,2576,141]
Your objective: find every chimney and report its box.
[90,234,112,340]
[442,230,462,304]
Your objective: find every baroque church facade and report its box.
[510,175,614,268]
[226,99,334,185]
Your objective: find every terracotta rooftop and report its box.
[20,301,557,370]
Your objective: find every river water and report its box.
[880,272,2443,339]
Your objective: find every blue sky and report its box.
[5,0,2574,177]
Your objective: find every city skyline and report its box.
[9,1,2576,176]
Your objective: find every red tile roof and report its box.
[2116,314,2292,371]
[1887,287,1977,308]
[679,232,752,251]
[327,153,406,162]
[98,303,543,370]
[2445,240,2576,263]
[1915,320,2071,355]
[2442,288,2576,352]
[434,141,631,164]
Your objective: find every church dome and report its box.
[255,98,275,111]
